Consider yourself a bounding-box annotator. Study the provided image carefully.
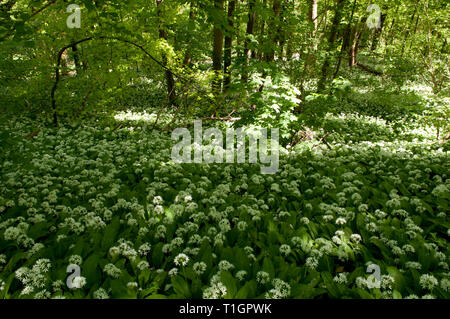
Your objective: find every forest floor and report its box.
[0,77,449,299]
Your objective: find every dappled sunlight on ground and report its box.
[113,110,158,122]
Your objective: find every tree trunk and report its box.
[242,0,255,82]
[183,3,196,66]
[212,0,225,93]
[333,0,357,79]
[349,18,364,68]
[384,4,399,51]
[371,13,386,51]
[308,0,318,50]
[223,0,236,91]
[264,0,281,62]
[71,44,81,76]
[277,0,288,58]
[407,14,420,51]
[401,2,420,57]
[317,0,345,92]
[156,0,176,105]
[257,0,267,61]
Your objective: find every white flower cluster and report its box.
[15,259,51,296]
[419,274,438,290]
[104,263,121,279]
[256,271,270,285]
[174,253,189,267]
[202,282,227,299]
[0,116,448,299]
[265,278,291,299]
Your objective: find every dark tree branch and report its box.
[31,0,58,18]
[51,36,227,126]
[355,62,383,75]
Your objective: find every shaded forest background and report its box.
[0,0,448,143]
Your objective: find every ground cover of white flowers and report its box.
[0,115,448,299]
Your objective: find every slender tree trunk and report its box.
[384,4,399,51]
[265,0,281,62]
[224,0,236,91]
[441,37,447,53]
[212,0,225,93]
[277,1,288,59]
[242,0,256,82]
[333,0,357,79]
[71,44,81,76]
[349,17,364,68]
[297,0,318,96]
[257,0,267,61]
[317,0,345,92]
[156,0,176,105]
[183,3,196,66]
[235,0,241,47]
[285,0,294,61]
[309,0,318,50]
[371,13,386,51]
[407,14,420,51]
[401,2,420,57]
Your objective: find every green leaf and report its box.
[151,243,164,268]
[262,257,275,279]
[220,271,238,298]
[321,272,341,298]
[393,290,402,299]
[171,276,191,298]
[83,254,101,286]
[101,216,121,251]
[235,280,257,299]
[138,268,151,287]
[356,288,375,299]
[145,294,168,299]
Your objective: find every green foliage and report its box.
[0,112,448,299]
[0,0,448,301]
[237,73,300,144]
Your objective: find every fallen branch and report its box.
[51,36,226,126]
[312,133,332,150]
[25,129,41,139]
[185,114,241,128]
[202,116,241,122]
[113,123,124,131]
[289,129,315,148]
[356,62,383,75]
